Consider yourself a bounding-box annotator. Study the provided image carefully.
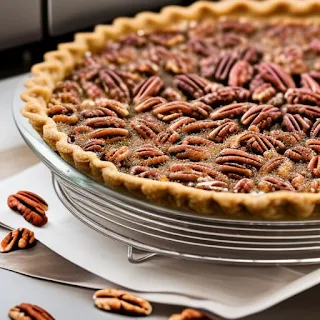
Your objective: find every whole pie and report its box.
[21,0,320,219]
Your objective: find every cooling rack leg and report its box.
[127,246,158,264]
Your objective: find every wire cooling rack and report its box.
[14,79,320,266]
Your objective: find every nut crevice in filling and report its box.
[48,18,320,193]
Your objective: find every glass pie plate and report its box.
[13,77,320,266]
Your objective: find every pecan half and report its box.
[195,180,229,192]
[175,74,209,99]
[94,98,129,118]
[133,76,164,104]
[258,177,295,192]
[208,119,239,143]
[257,62,295,92]
[47,104,79,125]
[181,120,217,133]
[306,139,320,153]
[85,117,126,129]
[205,53,238,82]
[200,86,250,107]
[309,179,320,193]
[165,53,195,74]
[284,146,314,162]
[285,88,320,105]
[169,163,226,183]
[68,125,93,143]
[104,146,131,165]
[309,155,320,176]
[130,166,161,180]
[215,32,244,49]
[301,73,320,93]
[228,60,253,87]
[149,31,184,47]
[168,145,210,161]
[238,133,285,154]
[237,45,262,64]
[0,228,36,253]
[251,83,277,103]
[210,103,255,120]
[99,68,130,103]
[282,113,312,132]
[233,178,255,193]
[169,308,210,320]
[93,289,152,316]
[134,145,169,166]
[217,19,257,35]
[259,156,287,174]
[152,101,194,121]
[7,191,48,227]
[311,119,320,138]
[156,129,180,145]
[182,136,214,147]
[53,80,82,96]
[216,149,262,168]
[82,139,105,152]
[131,117,162,140]
[241,104,282,130]
[168,117,196,131]
[270,130,304,145]
[81,79,105,99]
[88,128,129,142]
[128,60,159,75]
[161,87,184,101]
[134,96,166,113]
[8,303,54,320]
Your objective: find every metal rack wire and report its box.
[14,80,320,266]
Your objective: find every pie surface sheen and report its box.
[21,0,320,219]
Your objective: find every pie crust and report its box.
[21,0,320,220]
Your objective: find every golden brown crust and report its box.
[21,0,320,220]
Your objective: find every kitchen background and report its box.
[0,0,194,79]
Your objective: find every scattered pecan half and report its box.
[81,79,105,99]
[131,117,162,140]
[238,133,285,154]
[182,136,214,147]
[169,163,226,183]
[128,60,159,75]
[157,129,181,145]
[284,146,314,162]
[257,62,295,92]
[228,60,253,87]
[308,155,320,176]
[168,117,196,131]
[195,180,229,192]
[133,76,164,104]
[82,139,105,152]
[130,166,161,180]
[251,83,277,103]
[216,148,262,178]
[152,101,194,121]
[309,179,320,193]
[0,228,36,253]
[285,88,320,105]
[210,103,255,120]
[169,308,210,320]
[104,146,131,165]
[208,119,239,143]
[233,178,255,193]
[93,289,152,316]
[310,119,320,138]
[282,113,312,133]
[259,156,287,174]
[181,120,217,133]
[161,87,184,101]
[7,191,48,227]
[258,177,295,192]
[8,303,54,320]
[217,19,257,35]
[306,139,320,153]
[47,104,79,125]
[301,73,320,93]
[168,145,210,161]
[241,104,282,130]
[88,128,129,142]
[85,117,126,129]
[149,31,184,47]
[284,104,320,119]
[270,130,304,145]
[93,98,129,118]
[135,96,166,113]
[200,86,250,107]
[134,145,169,166]
[165,52,195,74]
[99,68,130,103]
[175,73,209,99]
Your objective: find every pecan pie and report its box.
[21,0,320,219]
